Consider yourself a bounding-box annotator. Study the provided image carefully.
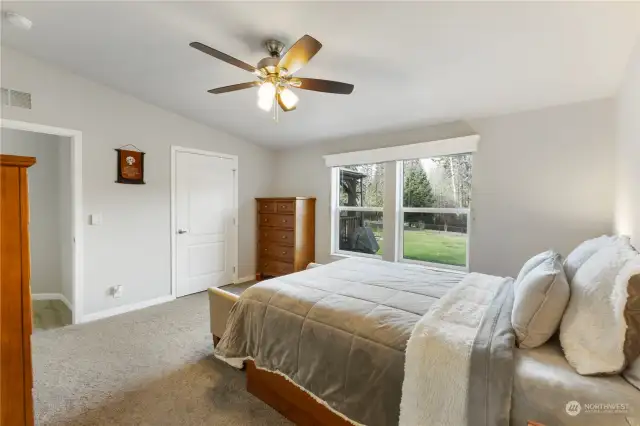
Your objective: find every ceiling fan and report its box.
[190,34,354,119]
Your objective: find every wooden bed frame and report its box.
[214,337,350,425]
[245,360,351,426]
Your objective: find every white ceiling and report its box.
[2,2,639,148]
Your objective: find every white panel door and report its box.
[176,151,235,297]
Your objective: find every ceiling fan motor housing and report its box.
[257,56,280,74]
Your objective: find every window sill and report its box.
[330,252,468,274]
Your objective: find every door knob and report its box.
[177,229,188,234]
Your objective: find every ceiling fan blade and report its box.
[190,42,257,73]
[208,81,261,94]
[278,35,322,75]
[277,93,297,112]
[295,78,354,94]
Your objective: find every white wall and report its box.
[467,100,614,275]
[58,137,73,305]
[272,99,615,278]
[615,39,640,250]
[1,47,276,317]
[0,128,66,296]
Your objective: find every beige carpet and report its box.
[32,292,290,426]
[33,300,72,331]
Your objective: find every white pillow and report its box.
[560,237,640,375]
[512,251,569,349]
[563,235,616,283]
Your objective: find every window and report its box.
[326,135,478,271]
[333,164,384,257]
[400,154,472,268]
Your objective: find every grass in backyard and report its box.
[378,230,467,266]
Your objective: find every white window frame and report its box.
[396,161,472,272]
[330,167,384,259]
[327,135,478,269]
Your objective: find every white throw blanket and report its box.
[399,273,507,426]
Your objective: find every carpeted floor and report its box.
[33,299,72,331]
[220,280,258,296]
[32,291,290,426]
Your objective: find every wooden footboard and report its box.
[245,360,352,426]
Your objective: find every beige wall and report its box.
[615,39,640,250]
[272,99,615,278]
[1,47,276,317]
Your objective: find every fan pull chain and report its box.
[273,94,279,123]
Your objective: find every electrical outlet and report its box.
[112,285,123,299]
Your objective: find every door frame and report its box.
[170,146,239,298]
[1,119,84,324]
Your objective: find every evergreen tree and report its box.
[403,160,435,224]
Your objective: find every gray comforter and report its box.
[214,257,463,426]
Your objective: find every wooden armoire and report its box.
[256,197,316,279]
[0,154,35,426]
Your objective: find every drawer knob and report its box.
[282,251,287,255]
[282,219,286,223]
[281,205,286,208]
[264,205,268,208]
[264,218,268,222]
[281,235,286,239]
[264,248,267,252]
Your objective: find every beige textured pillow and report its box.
[512,251,570,349]
[624,344,640,390]
[560,238,640,375]
[622,268,640,388]
[515,250,552,283]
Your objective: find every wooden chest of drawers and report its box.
[1,155,35,426]
[256,197,315,279]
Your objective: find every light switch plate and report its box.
[90,213,102,225]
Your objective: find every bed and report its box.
[209,257,640,426]
[211,258,465,425]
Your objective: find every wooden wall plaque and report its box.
[115,148,145,184]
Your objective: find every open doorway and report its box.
[0,119,83,325]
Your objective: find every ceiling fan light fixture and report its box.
[258,81,275,100]
[191,34,354,118]
[257,81,276,112]
[279,88,299,109]
[257,96,273,112]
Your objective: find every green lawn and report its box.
[378,230,467,266]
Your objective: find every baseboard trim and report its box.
[235,275,255,284]
[81,295,175,323]
[31,293,73,311]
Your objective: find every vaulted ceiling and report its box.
[2,2,639,148]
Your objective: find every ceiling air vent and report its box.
[1,88,32,109]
